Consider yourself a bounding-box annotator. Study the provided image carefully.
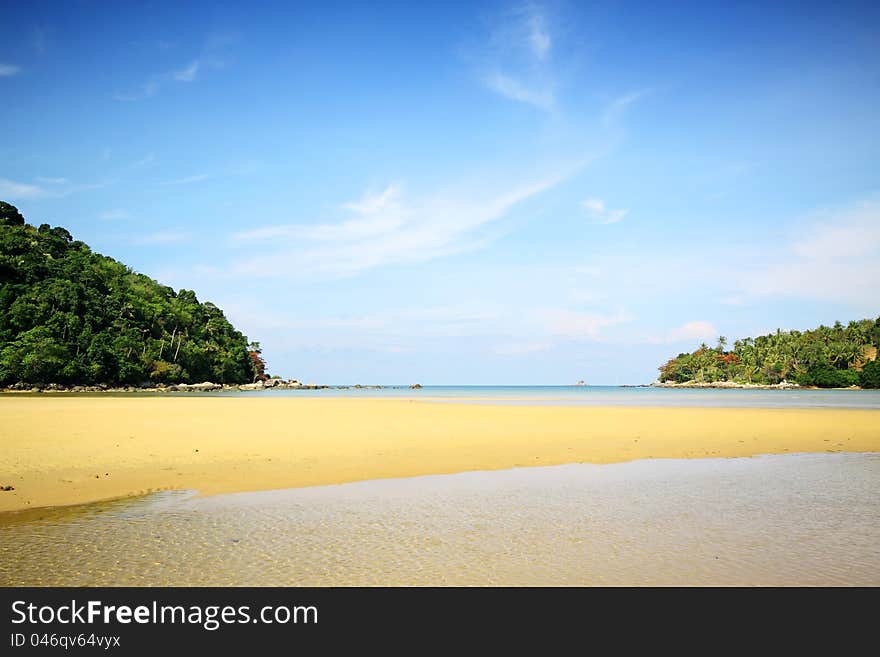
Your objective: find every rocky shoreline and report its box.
[651,380,804,390]
[1,379,398,393]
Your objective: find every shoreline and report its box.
[1,397,878,514]
[1,380,870,393]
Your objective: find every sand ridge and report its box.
[1,396,878,513]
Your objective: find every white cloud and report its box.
[0,178,45,199]
[113,79,160,102]
[130,153,156,168]
[159,173,210,186]
[535,308,634,339]
[172,60,200,82]
[603,90,649,126]
[736,201,880,307]
[667,321,718,343]
[232,171,574,279]
[493,341,552,356]
[480,4,556,111]
[522,5,551,60]
[581,197,628,224]
[791,204,880,259]
[131,231,190,245]
[0,64,20,77]
[211,296,631,357]
[99,209,130,221]
[114,33,233,101]
[342,184,400,215]
[644,321,719,345]
[484,73,554,111]
[0,177,110,200]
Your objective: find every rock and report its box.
[187,382,221,391]
[237,382,264,391]
[410,383,423,389]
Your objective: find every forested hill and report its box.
[658,318,880,388]
[0,201,263,386]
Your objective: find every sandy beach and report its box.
[1,396,878,513]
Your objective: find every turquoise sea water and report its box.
[211,385,880,409]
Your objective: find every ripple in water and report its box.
[1,453,878,586]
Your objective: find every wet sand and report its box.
[1,396,878,513]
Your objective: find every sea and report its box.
[203,384,880,409]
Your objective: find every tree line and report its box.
[0,201,266,386]
[658,317,880,388]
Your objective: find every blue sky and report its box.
[2,0,879,384]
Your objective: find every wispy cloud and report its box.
[535,308,634,340]
[735,201,880,307]
[130,153,156,168]
[214,298,632,358]
[0,64,21,77]
[342,184,400,215]
[522,4,551,60]
[493,341,553,356]
[0,176,110,200]
[480,3,556,111]
[582,197,628,224]
[99,209,130,221]
[668,321,718,343]
[159,173,210,186]
[172,60,200,82]
[602,90,649,126]
[131,231,190,245]
[113,79,160,102]
[114,32,235,101]
[31,27,48,55]
[233,170,575,279]
[0,178,45,199]
[484,73,554,111]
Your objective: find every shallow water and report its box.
[1,453,878,586]
[235,385,880,408]
[44,386,880,408]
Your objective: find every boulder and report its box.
[179,381,221,391]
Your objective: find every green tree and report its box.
[0,202,263,386]
[860,361,880,389]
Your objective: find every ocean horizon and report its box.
[189,384,880,409]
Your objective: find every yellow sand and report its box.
[1,396,878,513]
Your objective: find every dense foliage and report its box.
[658,318,880,388]
[0,202,264,385]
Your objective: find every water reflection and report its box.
[1,453,878,586]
